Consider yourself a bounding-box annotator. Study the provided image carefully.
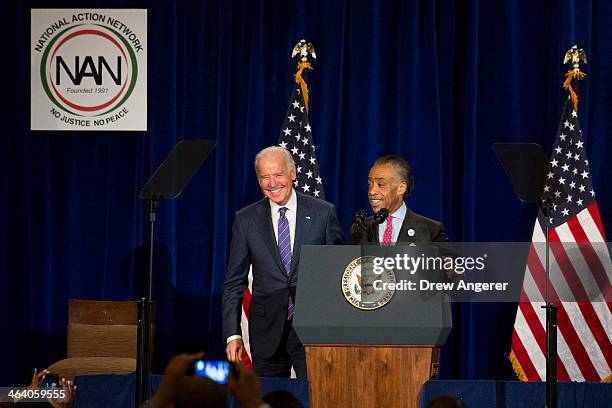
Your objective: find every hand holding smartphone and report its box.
[194,360,237,385]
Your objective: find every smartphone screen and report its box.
[42,374,60,388]
[194,360,230,384]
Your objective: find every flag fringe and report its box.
[509,350,528,382]
[563,70,587,112]
[294,61,313,113]
[510,351,612,383]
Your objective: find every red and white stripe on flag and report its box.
[510,99,612,383]
[239,269,254,371]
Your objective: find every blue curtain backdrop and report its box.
[1,0,611,385]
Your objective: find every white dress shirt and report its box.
[269,188,297,253]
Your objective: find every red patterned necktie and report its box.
[382,215,394,245]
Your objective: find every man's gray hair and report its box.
[373,155,415,196]
[254,146,296,173]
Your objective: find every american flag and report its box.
[238,80,325,370]
[510,97,612,382]
[278,85,325,199]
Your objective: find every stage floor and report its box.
[73,374,610,407]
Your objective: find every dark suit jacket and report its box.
[350,208,448,244]
[222,192,344,358]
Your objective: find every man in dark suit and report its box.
[222,146,344,378]
[351,155,448,244]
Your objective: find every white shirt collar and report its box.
[269,188,297,213]
[389,202,407,221]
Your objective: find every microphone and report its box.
[373,208,389,226]
[351,209,369,244]
[354,209,368,233]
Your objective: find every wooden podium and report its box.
[305,345,439,407]
[294,246,451,408]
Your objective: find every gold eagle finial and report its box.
[563,45,587,72]
[291,39,316,62]
[562,45,588,112]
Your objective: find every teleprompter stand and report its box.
[136,140,215,407]
[493,142,558,408]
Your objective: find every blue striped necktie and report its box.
[277,207,294,319]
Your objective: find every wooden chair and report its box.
[47,299,155,380]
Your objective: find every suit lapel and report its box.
[254,199,285,273]
[291,193,312,273]
[397,209,424,243]
[397,218,410,244]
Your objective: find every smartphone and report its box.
[42,374,60,388]
[194,360,230,384]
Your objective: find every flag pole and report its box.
[540,198,557,408]
[281,39,327,201]
[541,45,588,408]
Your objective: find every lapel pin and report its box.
[305,216,311,219]
[408,228,415,237]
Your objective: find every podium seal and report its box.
[341,256,395,310]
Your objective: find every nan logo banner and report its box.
[31,9,147,131]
